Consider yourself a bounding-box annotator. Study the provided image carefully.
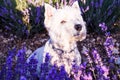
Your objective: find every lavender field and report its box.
[0,0,120,80]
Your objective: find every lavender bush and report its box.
[0,23,120,80]
[0,0,44,38]
[0,0,119,38]
[0,0,28,38]
[79,0,120,34]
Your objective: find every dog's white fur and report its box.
[27,1,86,76]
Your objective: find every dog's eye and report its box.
[60,20,66,24]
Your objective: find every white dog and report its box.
[27,1,86,76]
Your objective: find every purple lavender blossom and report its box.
[5,49,16,80]
[72,64,80,74]
[35,7,41,24]
[0,7,8,16]
[59,66,69,79]
[95,2,99,8]
[99,23,114,58]
[46,64,58,79]
[4,0,12,7]
[6,56,13,80]
[111,75,117,80]
[40,53,51,79]
[105,32,110,37]
[108,10,112,16]
[99,66,110,80]
[99,22,108,31]
[91,1,94,7]
[104,37,114,46]
[0,65,6,79]
[18,19,23,24]
[99,0,103,7]
[27,53,38,79]
[5,26,11,30]
[83,72,93,80]
[15,47,28,79]
[104,36,114,57]
[92,49,102,65]
[72,64,83,80]
[20,75,27,80]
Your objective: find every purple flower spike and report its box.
[92,49,99,59]
[20,75,27,80]
[35,7,41,24]
[104,36,114,57]
[99,22,108,31]
[45,53,51,62]
[100,0,103,7]
[105,32,110,37]
[95,2,99,8]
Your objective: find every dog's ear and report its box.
[72,1,81,14]
[72,1,80,10]
[44,3,56,30]
[44,3,56,20]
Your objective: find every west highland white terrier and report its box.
[27,1,86,76]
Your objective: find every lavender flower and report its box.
[27,56,38,78]
[46,64,57,79]
[92,49,102,65]
[82,72,92,80]
[20,75,27,80]
[117,69,120,79]
[105,32,110,37]
[111,75,117,80]
[104,36,114,57]
[5,49,16,80]
[59,66,69,79]
[104,37,114,46]
[6,56,13,80]
[108,10,112,16]
[40,53,51,79]
[0,65,6,79]
[0,7,8,16]
[72,64,83,80]
[45,53,51,62]
[99,65,110,80]
[15,47,28,79]
[5,26,11,30]
[99,22,108,31]
[91,1,94,7]
[35,7,41,24]
[100,23,114,58]
[95,2,99,8]
[4,0,12,7]
[99,0,103,7]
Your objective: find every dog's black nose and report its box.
[74,24,82,31]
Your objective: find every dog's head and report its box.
[44,1,86,44]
